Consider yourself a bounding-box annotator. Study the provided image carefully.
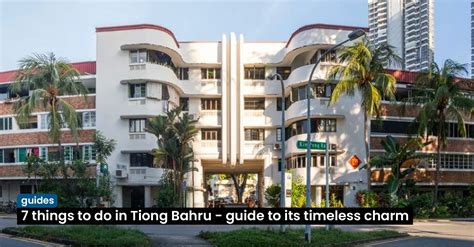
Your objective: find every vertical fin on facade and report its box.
[238,34,245,165]
[229,32,238,166]
[221,34,228,165]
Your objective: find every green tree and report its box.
[146,107,199,207]
[370,135,430,205]
[10,53,88,176]
[401,60,474,205]
[93,131,117,206]
[328,41,401,190]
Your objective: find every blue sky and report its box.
[0,0,470,75]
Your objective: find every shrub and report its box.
[264,184,281,208]
[291,175,306,208]
[320,193,344,208]
[356,191,378,208]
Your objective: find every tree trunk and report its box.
[434,135,441,207]
[231,174,248,203]
[364,111,371,191]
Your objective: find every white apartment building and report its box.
[96,24,368,208]
[368,0,435,71]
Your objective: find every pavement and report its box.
[1,216,473,246]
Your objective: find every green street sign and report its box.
[296,140,326,150]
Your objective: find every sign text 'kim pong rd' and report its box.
[296,141,326,150]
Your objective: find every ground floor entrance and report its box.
[201,160,265,208]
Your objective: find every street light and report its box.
[267,73,286,213]
[304,29,365,242]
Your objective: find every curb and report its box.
[329,233,410,247]
[1,228,77,246]
[414,218,474,223]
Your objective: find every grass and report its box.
[3,225,152,247]
[199,227,405,247]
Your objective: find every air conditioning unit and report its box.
[115,169,127,178]
[189,114,198,120]
[273,143,281,150]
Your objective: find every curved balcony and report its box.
[283,63,334,92]
[243,24,366,65]
[120,63,221,95]
[241,63,334,96]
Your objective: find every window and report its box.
[286,154,337,169]
[130,153,154,167]
[18,116,38,129]
[39,114,68,130]
[129,119,147,133]
[285,118,337,140]
[276,128,282,142]
[20,185,36,194]
[48,146,60,161]
[201,98,221,110]
[201,128,221,140]
[201,68,221,79]
[244,67,265,80]
[310,49,337,64]
[40,114,49,130]
[16,148,27,163]
[129,83,146,98]
[370,120,418,135]
[0,117,12,131]
[39,147,48,161]
[130,50,147,64]
[3,149,15,163]
[290,84,334,103]
[82,145,96,161]
[180,97,189,111]
[276,67,291,80]
[177,68,189,80]
[276,97,290,111]
[245,129,265,141]
[64,146,73,161]
[244,98,265,110]
[162,84,170,100]
[0,149,3,163]
[82,111,96,128]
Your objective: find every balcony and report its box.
[121,63,220,95]
[117,166,165,185]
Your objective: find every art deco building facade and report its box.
[0,24,471,208]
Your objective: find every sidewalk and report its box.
[414,218,474,222]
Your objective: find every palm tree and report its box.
[146,107,199,207]
[370,135,430,205]
[328,41,401,190]
[401,60,474,206]
[10,53,89,176]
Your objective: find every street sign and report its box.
[296,140,326,150]
[349,155,362,169]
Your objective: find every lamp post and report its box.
[268,73,286,212]
[304,29,365,242]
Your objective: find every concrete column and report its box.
[315,186,322,207]
[188,160,205,207]
[144,186,152,208]
[114,186,123,207]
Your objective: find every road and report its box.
[1,216,473,246]
[0,233,61,247]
